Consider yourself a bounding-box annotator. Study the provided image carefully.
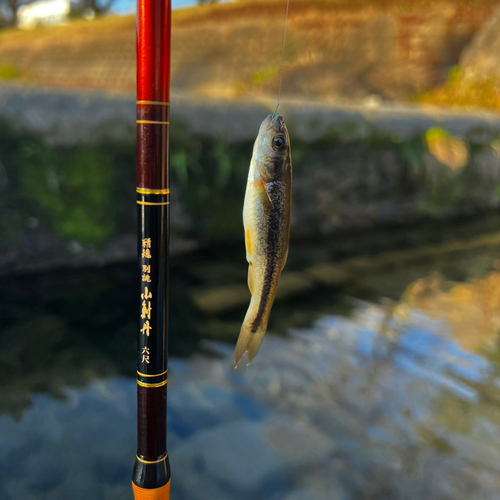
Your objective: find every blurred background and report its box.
[2,0,500,499]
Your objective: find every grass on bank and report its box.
[417,67,500,112]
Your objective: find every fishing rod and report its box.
[132,0,172,498]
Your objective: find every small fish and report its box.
[234,114,292,367]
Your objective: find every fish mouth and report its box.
[260,114,287,136]
[270,115,285,133]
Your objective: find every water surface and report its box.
[2,219,500,499]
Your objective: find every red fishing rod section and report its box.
[132,0,172,498]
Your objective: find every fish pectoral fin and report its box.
[247,264,255,295]
[254,176,275,209]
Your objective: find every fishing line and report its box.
[273,0,290,118]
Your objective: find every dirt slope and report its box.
[0,0,497,102]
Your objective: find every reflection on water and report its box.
[2,222,500,499]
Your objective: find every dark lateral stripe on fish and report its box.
[251,262,274,332]
[251,197,281,333]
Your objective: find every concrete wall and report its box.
[2,84,500,145]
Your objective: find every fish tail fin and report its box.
[234,323,266,368]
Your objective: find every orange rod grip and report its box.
[132,480,171,500]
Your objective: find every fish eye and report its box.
[272,136,286,150]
